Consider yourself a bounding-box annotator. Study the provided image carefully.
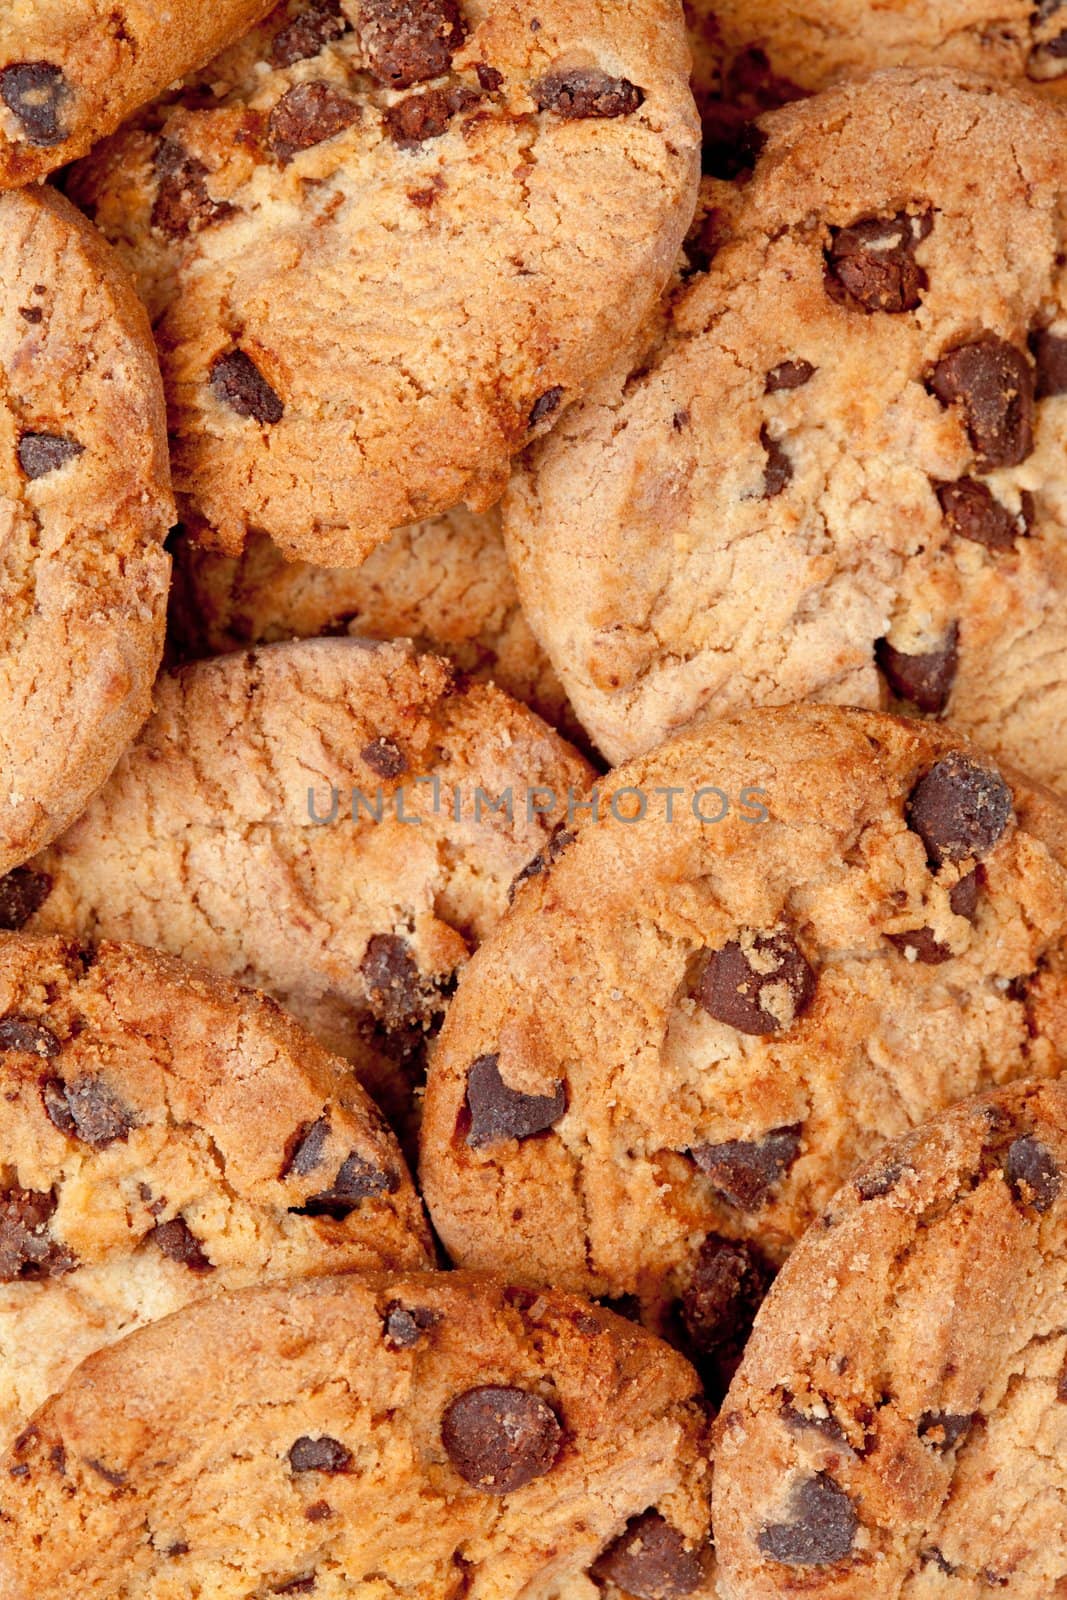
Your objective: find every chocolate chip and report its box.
[0,1188,76,1282]
[760,424,792,497]
[152,141,235,238]
[271,0,349,66]
[679,1235,776,1402]
[41,1076,134,1149]
[765,360,815,393]
[476,62,504,92]
[757,1474,859,1567]
[1031,328,1067,398]
[918,1411,975,1452]
[383,1301,439,1347]
[360,736,407,779]
[305,1501,332,1522]
[855,1160,906,1200]
[268,81,360,163]
[288,1436,352,1474]
[0,63,68,146]
[274,1579,316,1596]
[691,1125,802,1210]
[290,1152,399,1220]
[936,478,1026,552]
[907,753,1013,866]
[1004,1134,1061,1213]
[464,1052,566,1148]
[1058,1353,1067,1404]
[441,1385,562,1493]
[152,1217,214,1273]
[18,306,42,324]
[591,1511,704,1599]
[529,386,565,428]
[210,351,284,425]
[360,0,467,88]
[0,868,51,931]
[780,1400,850,1447]
[698,930,816,1035]
[876,627,958,715]
[382,84,479,147]
[950,868,981,920]
[928,336,1035,470]
[85,1458,127,1489]
[535,68,644,119]
[17,432,84,480]
[508,826,575,900]
[361,934,424,1027]
[0,1016,60,1058]
[281,1115,331,1179]
[825,212,930,314]
[700,110,766,182]
[886,926,954,965]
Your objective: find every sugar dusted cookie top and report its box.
[0,1271,712,1598]
[70,0,701,564]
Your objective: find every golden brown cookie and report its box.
[0,933,430,1445]
[10,637,593,1131]
[420,705,1067,1398]
[715,1080,1067,1598]
[0,1272,712,1598]
[0,184,172,874]
[67,0,701,564]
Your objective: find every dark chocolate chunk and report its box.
[591,1510,704,1599]
[383,1301,440,1347]
[529,386,565,428]
[679,1234,776,1403]
[698,930,815,1035]
[917,1411,976,1452]
[0,868,51,930]
[876,627,958,715]
[281,1115,331,1179]
[271,0,349,66]
[465,1052,566,1147]
[508,826,575,900]
[441,1385,562,1493]
[210,351,284,425]
[360,736,407,779]
[0,63,68,146]
[691,1125,803,1210]
[268,81,360,163]
[907,753,1013,865]
[41,1076,134,1149]
[765,359,815,393]
[152,141,235,238]
[1031,327,1067,398]
[475,62,504,92]
[361,934,423,1027]
[291,1152,399,1220]
[826,211,931,313]
[382,84,480,147]
[17,432,83,480]
[0,1015,60,1058]
[760,423,793,497]
[855,1160,906,1200]
[928,336,1035,470]
[937,478,1027,552]
[0,1188,76,1282]
[151,1217,214,1273]
[757,1473,859,1567]
[288,1435,352,1474]
[1004,1134,1061,1213]
[535,68,644,119]
[360,0,467,89]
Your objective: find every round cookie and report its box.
[686,0,1067,180]
[714,1079,1067,1598]
[420,705,1067,1400]
[505,70,1067,781]
[0,933,430,1445]
[11,637,593,1131]
[66,0,701,565]
[0,184,172,875]
[167,505,581,744]
[0,1271,712,1598]
[0,2,277,187]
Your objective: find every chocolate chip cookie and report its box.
[0,932,429,1445]
[0,2,277,187]
[0,1271,712,1597]
[420,705,1067,1399]
[13,637,592,1132]
[167,505,580,743]
[67,0,700,566]
[714,1079,1067,1597]
[687,0,1067,184]
[0,184,172,875]
[506,70,1067,782]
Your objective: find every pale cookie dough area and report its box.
[68,0,701,563]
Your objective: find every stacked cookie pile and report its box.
[1,2,1067,1595]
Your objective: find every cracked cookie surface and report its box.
[0,184,172,875]
[11,637,593,1133]
[67,0,700,564]
[0,1271,711,1598]
[505,70,1067,782]
[0,933,430,1447]
[420,705,1067,1398]
[714,1079,1067,1598]
[0,1,276,186]
[167,504,581,744]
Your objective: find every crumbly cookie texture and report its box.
[714,1079,1067,1599]
[11,638,593,1131]
[505,70,1067,780]
[0,933,430,1446]
[0,185,172,875]
[420,706,1067,1399]
[67,0,701,565]
[686,0,1067,181]
[0,1,276,187]
[167,505,581,744]
[0,1272,712,1599]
